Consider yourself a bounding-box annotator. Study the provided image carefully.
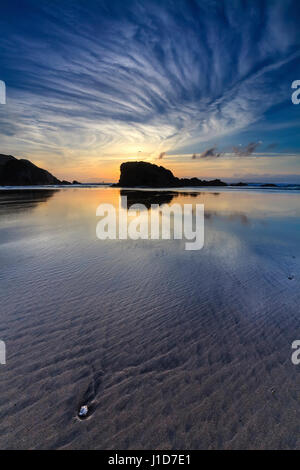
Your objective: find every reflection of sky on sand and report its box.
[0,187,299,280]
[0,187,300,449]
[1,187,299,251]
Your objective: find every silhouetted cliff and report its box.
[0,154,61,185]
[113,161,227,188]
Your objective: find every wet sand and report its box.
[0,187,299,449]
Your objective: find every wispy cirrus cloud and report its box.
[0,0,299,173]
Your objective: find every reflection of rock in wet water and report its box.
[120,190,221,210]
[0,189,58,214]
[177,191,199,198]
[120,190,175,210]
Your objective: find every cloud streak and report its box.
[200,146,223,159]
[232,142,262,157]
[0,0,299,168]
[158,152,166,159]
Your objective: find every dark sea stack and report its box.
[117,161,176,187]
[114,161,227,188]
[0,154,61,185]
[232,182,248,186]
[178,177,227,187]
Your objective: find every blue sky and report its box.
[0,0,300,182]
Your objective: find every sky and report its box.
[0,0,300,182]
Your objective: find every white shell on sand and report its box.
[79,405,88,417]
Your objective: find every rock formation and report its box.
[113,161,227,188]
[0,154,61,185]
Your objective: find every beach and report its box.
[0,187,299,449]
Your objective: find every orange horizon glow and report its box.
[25,152,300,184]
